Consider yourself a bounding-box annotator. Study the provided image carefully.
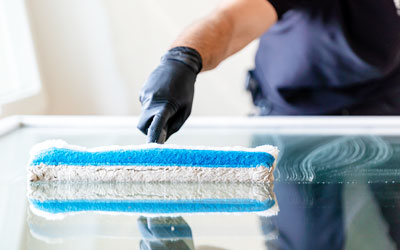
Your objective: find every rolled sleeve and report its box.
[267,0,293,19]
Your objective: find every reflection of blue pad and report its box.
[30,199,275,214]
[28,182,278,216]
[28,140,278,183]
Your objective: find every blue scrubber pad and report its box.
[31,148,274,168]
[28,140,278,183]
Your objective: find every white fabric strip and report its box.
[28,164,275,183]
[28,182,274,201]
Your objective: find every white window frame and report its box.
[0,0,41,111]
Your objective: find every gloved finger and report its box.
[147,217,193,239]
[137,106,159,135]
[147,110,172,144]
[137,216,154,239]
[166,107,192,139]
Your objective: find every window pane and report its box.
[0,2,20,98]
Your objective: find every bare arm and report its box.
[171,0,278,71]
[138,0,278,142]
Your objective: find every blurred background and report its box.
[0,0,257,118]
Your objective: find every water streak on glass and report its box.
[252,135,400,183]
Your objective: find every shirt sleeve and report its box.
[267,0,313,19]
[267,0,294,19]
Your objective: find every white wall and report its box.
[26,0,257,116]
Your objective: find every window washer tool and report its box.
[28,140,278,183]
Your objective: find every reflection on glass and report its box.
[138,216,194,250]
[251,134,400,249]
[260,183,400,250]
[27,182,277,216]
[251,134,400,183]
[26,181,278,249]
[23,133,400,250]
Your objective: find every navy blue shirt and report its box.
[253,0,400,115]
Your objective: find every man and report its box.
[137,0,400,143]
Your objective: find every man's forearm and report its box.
[171,0,278,71]
[171,11,233,71]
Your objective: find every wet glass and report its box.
[1,121,399,250]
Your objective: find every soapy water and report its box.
[299,136,393,181]
[252,135,400,183]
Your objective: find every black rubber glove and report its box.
[137,47,202,143]
[137,216,195,250]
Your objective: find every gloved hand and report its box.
[137,46,203,143]
[137,216,195,250]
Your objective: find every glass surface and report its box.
[1,126,400,250]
